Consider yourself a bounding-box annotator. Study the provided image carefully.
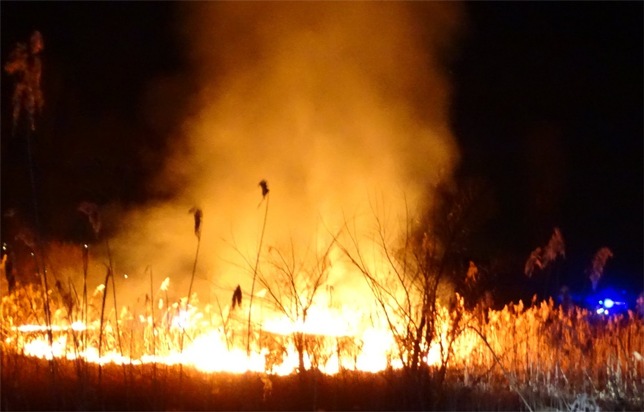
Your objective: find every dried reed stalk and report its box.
[179,208,203,386]
[247,181,270,356]
[97,266,111,391]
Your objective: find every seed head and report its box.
[78,201,101,237]
[189,207,203,239]
[589,247,613,291]
[259,180,269,198]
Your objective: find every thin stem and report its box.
[186,237,201,311]
[148,267,157,382]
[82,244,88,353]
[179,232,201,387]
[181,235,201,352]
[110,267,126,379]
[25,131,53,351]
[97,266,111,391]
[104,238,125,379]
[247,194,269,356]
[24,126,59,406]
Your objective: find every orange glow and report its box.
[5,276,641,381]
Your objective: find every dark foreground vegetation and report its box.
[3,352,643,411]
[1,353,527,411]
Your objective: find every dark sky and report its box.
[2,2,642,300]
[450,3,643,298]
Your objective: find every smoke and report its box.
[110,2,463,306]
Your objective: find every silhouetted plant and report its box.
[588,247,613,291]
[257,236,337,373]
[334,181,492,408]
[247,180,270,355]
[180,207,203,383]
[524,227,565,278]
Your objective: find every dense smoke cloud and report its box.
[111,2,463,305]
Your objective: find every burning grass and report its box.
[1,278,643,410]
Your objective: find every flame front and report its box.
[4,277,642,382]
[3,261,433,375]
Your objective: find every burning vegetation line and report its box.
[2,261,643,400]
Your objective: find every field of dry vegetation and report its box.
[1,277,643,411]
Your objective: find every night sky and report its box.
[2,2,642,302]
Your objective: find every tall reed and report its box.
[97,266,111,391]
[247,180,270,356]
[5,30,57,401]
[81,243,88,354]
[179,207,203,388]
[147,267,157,383]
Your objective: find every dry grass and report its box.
[1,275,643,410]
[2,353,527,411]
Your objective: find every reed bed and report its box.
[1,280,643,410]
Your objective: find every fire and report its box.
[28,1,466,377]
[2,271,442,375]
[2,270,643,407]
[1,241,641,397]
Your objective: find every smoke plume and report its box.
[111,3,463,306]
